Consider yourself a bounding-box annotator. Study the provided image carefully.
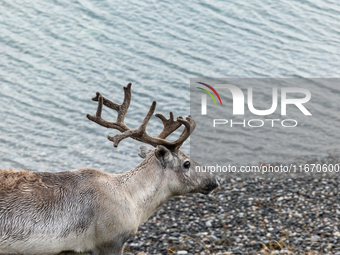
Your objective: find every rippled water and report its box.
[0,0,339,173]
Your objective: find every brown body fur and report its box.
[0,169,45,192]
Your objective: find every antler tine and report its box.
[108,112,195,149]
[91,92,119,111]
[117,83,132,123]
[108,101,157,147]
[90,83,132,124]
[155,112,182,139]
[87,83,196,150]
[172,115,196,149]
[86,83,132,132]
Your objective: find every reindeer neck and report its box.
[115,155,172,223]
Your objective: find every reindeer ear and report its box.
[155,145,173,168]
[138,145,154,158]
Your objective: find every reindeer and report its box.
[0,83,219,255]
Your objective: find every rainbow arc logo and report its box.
[196,82,222,106]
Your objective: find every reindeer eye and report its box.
[183,161,191,169]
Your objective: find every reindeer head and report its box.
[87,83,219,196]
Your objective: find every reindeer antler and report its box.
[86,83,195,150]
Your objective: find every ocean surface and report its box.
[0,0,339,173]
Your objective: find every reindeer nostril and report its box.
[207,181,219,191]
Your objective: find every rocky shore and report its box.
[124,154,340,255]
